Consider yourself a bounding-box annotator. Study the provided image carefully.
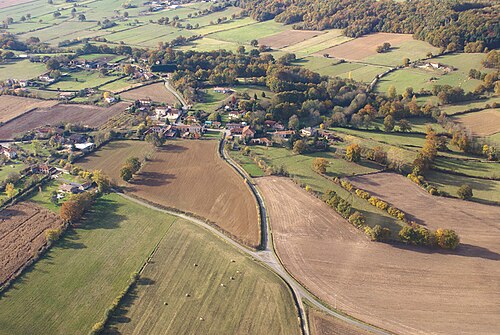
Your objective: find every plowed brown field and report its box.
[0,102,128,139]
[256,176,500,335]
[307,308,373,335]
[453,108,500,136]
[0,202,63,286]
[319,33,413,60]
[127,140,260,247]
[0,96,58,123]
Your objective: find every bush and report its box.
[312,157,328,174]
[435,228,460,249]
[457,184,473,200]
[398,224,433,246]
[348,211,365,228]
[345,143,361,162]
[368,196,379,206]
[365,225,391,241]
[45,228,62,242]
[355,189,370,199]
[375,200,388,210]
[340,180,353,191]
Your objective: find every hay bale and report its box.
[230,276,234,280]
[199,317,204,321]
[185,293,191,297]
[194,263,198,267]
[220,283,225,287]
[230,259,235,263]
[164,302,168,305]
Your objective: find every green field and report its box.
[0,193,177,335]
[426,170,500,203]
[364,40,439,67]
[228,149,265,177]
[193,89,230,112]
[439,96,500,115]
[0,163,25,181]
[433,157,500,179]
[0,60,47,81]
[48,71,121,91]
[210,20,288,44]
[375,53,489,94]
[105,218,300,335]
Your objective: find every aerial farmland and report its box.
[0,0,498,334]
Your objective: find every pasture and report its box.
[126,140,260,248]
[0,102,128,140]
[376,53,490,94]
[120,82,178,104]
[210,20,288,45]
[106,219,300,335]
[433,157,500,180]
[257,176,500,335]
[0,194,177,335]
[0,96,58,123]
[0,60,47,81]
[0,201,63,286]
[439,96,500,115]
[49,71,120,91]
[76,140,155,184]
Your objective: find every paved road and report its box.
[163,76,189,108]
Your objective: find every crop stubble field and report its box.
[127,140,260,247]
[256,176,500,335]
[0,201,63,286]
[307,307,373,335]
[106,219,300,335]
[0,96,58,123]
[258,29,323,49]
[0,101,128,139]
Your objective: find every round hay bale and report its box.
[236,270,240,274]
[230,259,235,263]
[164,302,168,305]
[199,317,204,321]
[220,283,225,287]
[185,293,191,297]
[230,276,234,280]
[194,263,198,267]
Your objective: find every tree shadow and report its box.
[391,242,500,261]
[128,172,176,188]
[103,282,143,334]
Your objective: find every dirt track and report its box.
[256,176,500,335]
[0,102,127,139]
[0,202,63,286]
[127,140,260,247]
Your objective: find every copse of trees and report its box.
[120,156,141,182]
[60,192,97,223]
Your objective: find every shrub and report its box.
[435,228,460,249]
[398,224,433,246]
[340,180,353,191]
[312,157,328,174]
[365,225,391,241]
[407,173,422,185]
[355,189,370,199]
[45,228,62,242]
[345,143,361,162]
[368,196,379,206]
[348,211,366,228]
[457,184,473,200]
[375,200,388,210]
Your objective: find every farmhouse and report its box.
[30,164,56,175]
[231,125,255,139]
[250,137,273,146]
[155,107,180,122]
[272,130,295,139]
[74,142,96,153]
[213,87,235,94]
[226,123,243,130]
[138,98,152,106]
[59,183,80,194]
[0,146,17,159]
[264,120,285,131]
[300,127,318,137]
[172,123,204,135]
[228,111,243,120]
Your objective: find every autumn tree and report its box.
[145,132,163,147]
[435,228,460,249]
[398,119,412,132]
[293,139,306,154]
[5,182,16,198]
[383,115,395,132]
[345,143,361,162]
[45,228,62,242]
[457,184,473,200]
[91,170,111,193]
[312,157,328,174]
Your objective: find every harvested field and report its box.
[0,201,63,286]
[120,82,177,104]
[0,102,128,140]
[256,176,500,335]
[127,140,260,247]
[320,33,413,61]
[0,96,58,124]
[259,30,324,49]
[106,219,300,335]
[307,307,373,335]
[77,141,155,184]
[453,109,500,136]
